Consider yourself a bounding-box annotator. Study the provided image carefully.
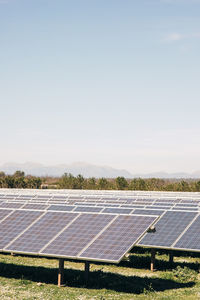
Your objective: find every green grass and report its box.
[0,251,200,299]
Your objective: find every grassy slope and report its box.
[0,251,200,300]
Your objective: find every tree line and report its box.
[58,173,200,192]
[1,171,200,192]
[0,171,41,189]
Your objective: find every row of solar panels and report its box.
[0,201,188,215]
[1,188,200,197]
[0,208,157,263]
[1,196,200,204]
[1,199,200,213]
[3,198,200,208]
[1,190,200,204]
[1,189,200,202]
[0,202,200,254]
[1,189,200,256]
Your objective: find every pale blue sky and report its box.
[0,0,200,173]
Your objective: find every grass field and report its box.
[0,249,200,299]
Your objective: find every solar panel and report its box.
[135,201,152,205]
[68,197,83,200]
[80,215,157,262]
[41,214,115,257]
[74,202,97,206]
[6,212,77,254]
[16,197,33,201]
[47,205,75,211]
[175,203,199,207]
[102,207,133,214]
[0,209,13,222]
[146,205,172,210]
[96,203,120,207]
[73,206,103,213]
[101,198,118,201]
[35,195,51,199]
[52,196,68,200]
[174,215,200,251]
[180,199,199,204]
[138,211,197,248]
[120,205,145,208]
[0,202,24,209]
[0,210,43,250]
[151,203,173,207]
[172,207,198,211]
[133,209,165,216]
[21,204,49,210]
[3,197,16,200]
[17,195,33,199]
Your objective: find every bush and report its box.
[172,266,198,282]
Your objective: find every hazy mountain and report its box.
[0,162,133,178]
[1,162,200,178]
[134,172,200,179]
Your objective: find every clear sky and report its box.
[0,0,200,173]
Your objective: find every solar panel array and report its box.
[138,211,197,248]
[1,188,200,254]
[0,194,157,263]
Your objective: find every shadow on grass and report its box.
[119,254,200,272]
[0,261,195,294]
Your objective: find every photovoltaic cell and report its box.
[174,215,200,250]
[6,212,77,253]
[80,215,157,262]
[41,214,115,257]
[0,210,43,250]
[138,211,197,248]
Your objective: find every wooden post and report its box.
[85,261,90,284]
[151,248,156,272]
[58,258,65,287]
[169,250,174,264]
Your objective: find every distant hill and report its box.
[1,162,200,179]
[0,162,132,178]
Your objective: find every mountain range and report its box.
[0,162,200,179]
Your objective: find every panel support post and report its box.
[169,250,174,265]
[150,248,156,272]
[85,261,90,284]
[58,258,65,287]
